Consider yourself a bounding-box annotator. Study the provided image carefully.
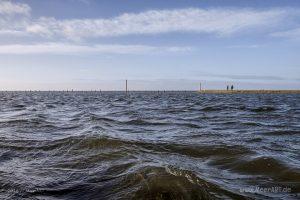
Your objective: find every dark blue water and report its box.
[0,91,299,199]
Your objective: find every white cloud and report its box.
[271,28,300,39]
[0,1,31,36]
[0,4,296,41]
[0,29,28,36]
[25,8,291,40]
[0,0,31,16]
[0,43,192,55]
[227,44,262,48]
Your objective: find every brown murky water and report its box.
[0,91,299,199]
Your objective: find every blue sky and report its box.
[0,0,300,90]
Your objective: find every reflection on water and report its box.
[0,91,299,199]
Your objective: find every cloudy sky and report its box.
[1,0,300,90]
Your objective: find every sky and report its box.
[0,0,300,90]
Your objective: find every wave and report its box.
[90,115,203,128]
[0,92,299,199]
[17,165,246,200]
[250,106,277,112]
[201,106,223,111]
[260,130,300,136]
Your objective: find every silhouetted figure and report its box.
[227,85,229,91]
[231,85,234,90]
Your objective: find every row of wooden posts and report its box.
[2,80,207,92]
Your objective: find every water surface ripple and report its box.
[0,91,299,199]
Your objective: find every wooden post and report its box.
[199,82,202,91]
[126,80,128,93]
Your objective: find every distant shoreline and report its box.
[0,90,299,94]
[198,90,300,94]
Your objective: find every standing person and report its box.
[227,85,229,91]
[231,85,234,90]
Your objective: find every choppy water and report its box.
[0,91,299,200]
